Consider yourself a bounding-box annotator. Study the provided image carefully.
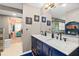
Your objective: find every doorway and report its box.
[1,17,23,56]
[8,17,22,44]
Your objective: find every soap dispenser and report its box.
[52,32,54,38]
[60,32,62,40]
[45,31,47,36]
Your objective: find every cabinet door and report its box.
[42,43,50,56]
[69,47,79,56]
[37,40,43,56]
[49,47,53,56]
[52,48,66,56]
[31,36,37,55]
[32,36,37,49]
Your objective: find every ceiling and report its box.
[0,3,23,17]
[0,3,79,18]
[49,3,79,18]
[27,3,79,18]
[0,3,23,10]
[27,3,44,8]
[0,9,22,17]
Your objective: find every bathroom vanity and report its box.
[31,34,79,56]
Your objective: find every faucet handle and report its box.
[40,31,43,35]
[63,38,67,42]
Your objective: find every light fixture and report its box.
[62,4,66,7]
[44,3,56,10]
[13,13,16,16]
[42,3,65,11]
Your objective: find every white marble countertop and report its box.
[32,34,79,55]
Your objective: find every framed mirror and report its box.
[26,17,32,24]
[42,16,46,23]
[34,15,39,22]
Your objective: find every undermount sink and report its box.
[46,39,52,41]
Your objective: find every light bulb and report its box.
[62,4,66,7]
[13,13,16,16]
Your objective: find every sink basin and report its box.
[46,39,52,41]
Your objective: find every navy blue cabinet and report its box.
[51,47,66,56]
[42,43,50,56]
[36,40,43,56]
[69,47,79,56]
[31,36,37,55]
[32,37,37,49]
[31,36,66,56]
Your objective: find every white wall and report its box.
[22,4,52,52]
[40,11,52,33]
[0,16,9,39]
[60,8,79,23]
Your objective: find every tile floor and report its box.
[1,37,23,56]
